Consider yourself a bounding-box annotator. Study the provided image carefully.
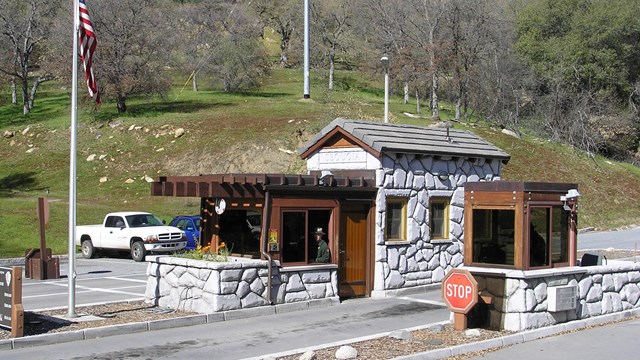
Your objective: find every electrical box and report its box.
[268,243,279,252]
[548,285,578,312]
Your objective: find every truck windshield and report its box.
[126,214,163,228]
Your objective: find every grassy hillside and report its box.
[1,68,639,257]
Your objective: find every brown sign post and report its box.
[0,266,24,337]
[441,269,478,330]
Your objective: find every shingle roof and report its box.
[299,118,511,162]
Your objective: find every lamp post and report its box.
[381,55,389,123]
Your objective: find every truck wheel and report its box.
[131,241,147,262]
[81,239,95,259]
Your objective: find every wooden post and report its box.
[11,267,23,338]
[453,313,468,331]
[38,197,47,279]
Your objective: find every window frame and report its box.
[468,206,516,267]
[280,208,332,266]
[429,197,450,241]
[527,204,571,269]
[385,197,408,242]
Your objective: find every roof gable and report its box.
[299,118,511,162]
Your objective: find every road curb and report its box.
[392,307,640,359]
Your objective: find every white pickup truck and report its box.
[76,212,187,262]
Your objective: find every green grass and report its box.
[1,67,639,257]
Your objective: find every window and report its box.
[430,198,450,240]
[529,206,570,268]
[471,209,515,266]
[105,216,124,228]
[219,210,262,258]
[386,198,407,241]
[281,209,331,264]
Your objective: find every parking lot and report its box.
[20,255,148,310]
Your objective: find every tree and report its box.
[253,0,300,68]
[89,0,174,113]
[0,0,61,115]
[515,0,640,158]
[311,0,353,91]
[445,0,498,121]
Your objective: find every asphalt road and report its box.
[4,289,450,360]
[578,226,640,250]
[468,317,640,360]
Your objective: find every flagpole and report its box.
[67,0,79,319]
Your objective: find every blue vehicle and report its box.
[169,215,201,250]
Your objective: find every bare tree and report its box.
[89,0,174,113]
[310,0,353,91]
[445,0,496,121]
[0,0,61,115]
[253,0,300,68]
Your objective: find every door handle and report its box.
[339,250,346,254]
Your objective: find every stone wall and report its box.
[373,154,503,294]
[145,256,339,314]
[471,262,640,331]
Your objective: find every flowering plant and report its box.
[176,241,231,262]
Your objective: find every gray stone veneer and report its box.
[373,153,503,294]
[469,262,640,331]
[145,256,338,313]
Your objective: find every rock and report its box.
[388,330,412,340]
[144,175,154,183]
[86,154,97,162]
[156,147,165,152]
[99,177,108,183]
[278,148,294,155]
[128,124,136,131]
[298,350,316,360]
[174,128,185,138]
[465,329,481,337]
[124,178,135,184]
[335,345,358,359]
[427,324,445,333]
[99,154,107,160]
[424,338,444,346]
[26,148,37,153]
[109,121,123,128]
[501,128,520,138]
[2,130,14,138]
[22,127,30,135]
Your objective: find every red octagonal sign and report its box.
[442,269,478,314]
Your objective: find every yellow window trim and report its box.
[386,197,407,242]
[430,197,450,240]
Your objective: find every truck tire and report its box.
[131,241,147,262]
[81,239,96,259]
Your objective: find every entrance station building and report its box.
[151,118,511,302]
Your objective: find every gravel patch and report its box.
[0,301,195,340]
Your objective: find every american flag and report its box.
[78,0,100,104]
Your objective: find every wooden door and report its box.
[339,207,369,297]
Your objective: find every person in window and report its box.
[530,224,548,267]
[313,227,330,263]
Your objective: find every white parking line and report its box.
[24,284,145,299]
[104,276,148,283]
[44,281,144,297]
[22,273,147,286]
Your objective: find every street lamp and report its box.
[381,55,389,123]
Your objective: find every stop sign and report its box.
[442,269,478,314]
